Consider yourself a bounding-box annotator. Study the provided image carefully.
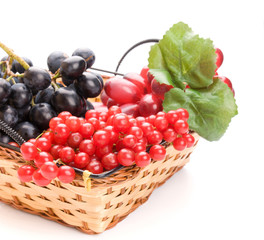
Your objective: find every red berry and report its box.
[140,122,154,136]
[49,117,64,130]
[85,110,100,120]
[128,126,143,140]
[215,48,224,70]
[175,108,189,121]
[173,137,187,151]
[59,147,75,164]
[54,123,70,140]
[58,111,72,121]
[65,116,81,132]
[147,130,163,145]
[101,153,119,170]
[86,159,104,174]
[42,131,54,144]
[28,139,37,145]
[40,161,59,180]
[79,139,96,156]
[17,165,35,182]
[154,116,169,131]
[74,152,90,169]
[108,106,122,117]
[67,132,83,148]
[122,134,137,148]
[145,115,156,125]
[93,130,111,147]
[104,125,119,144]
[135,151,151,167]
[162,127,177,142]
[149,145,166,161]
[35,137,52,152]
[20,142,38,161]
[8,142,19,147]
[79,122,94,138]
[86,117,100,131]
[32,169,51,186]
[50,145,64,159]
[133,142,146,153]
[95,144,113,158]
[117,148,135,166]
[166,110,180,125]
[34,151,53,168]
[113,114,130,132]
[174,120,189,135]
[183,134,195,148]
[57,166,75,183]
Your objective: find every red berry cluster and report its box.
[18,106,195,187]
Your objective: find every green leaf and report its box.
[163,78,238,141]
[148,22,216,89]
[148,69,184,89]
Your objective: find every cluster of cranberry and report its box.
[18,106,195,186]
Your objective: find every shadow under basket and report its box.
[0,133,199,234]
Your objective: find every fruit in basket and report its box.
[72,48,95,69]
[47,51,69,73]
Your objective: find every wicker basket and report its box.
[0,132,199,234]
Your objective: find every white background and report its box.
[1,0,264,239]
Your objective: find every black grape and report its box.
[0,105,18,127]
[23,67,51,91]
[35,85,55,104]
[9,83,32,108]
[62,75,75,86]
[47,51,68,74]
[14,57,33,73]
[72,48,95,68]
[0,78,11,104]
[29,103,57,130]
[0,72,3,78]
[0,56,16,72]
[60,56,86,79]
[51,86,84,116]
[9,77,20,86]
[14,121,41,141]
[0,131,12,144]
[75,72,102,98]
[17,104,31,123]
[80,98,95,117]
[91,72,104,88]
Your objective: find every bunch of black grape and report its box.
[0,47,103,143]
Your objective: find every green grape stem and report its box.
[0,41,30,71]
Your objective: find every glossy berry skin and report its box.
[86,159,104,174]
[123,134,137,148]
[17,165,35,182]
[35,137,52,152]
[117,148,135,166]
[174,120,189,135]
[173,137,187,151]
[16,104,31,123]
[24,67,51,91]
[14,57,33,73]
[149,145,166,161]
[20,142,38,161]
[154,117,169,131]
[32,169,51,186]
[0,131,11,144]
[29,103,57,131]
[75,72,103,98]
[120,103,140,118]
[35,85,55,105]
[183,134,195,148]
[104,77,142,104]
[79,139,96,156]
[51,87,85,117]
[113,114,130,132]
[215,48,224,70]
[34,151,53,168]
[0,78,11,104]
[147,130,163,145]
[60,56,86,79]
[14,121,41,141]
[40,161,59,180]
[72,48,95,69]
[65,116,81,132]
[57,166,75,183]
[74,152,90,169]
[166,110,180,125]
[101,153,119,171]
[93,130,110,147]
[162,127,177,142]
[67,132,83,148]
[128,126,143,140]
[79,123,94,138]
[54,123,70,141]
[50,144,64,159]
[175,108,189,121]
[59,147,75,164]
[138,94,163,117]
[49,117,64,131]
[0,105,18,127]
[123,72,147,95]
[47,51,69,73]
[58,111,72,121]
[135,152,151,167]
[8,83,32,108]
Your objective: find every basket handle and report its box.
[115,38,160,73]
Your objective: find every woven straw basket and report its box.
[0,133,199,234]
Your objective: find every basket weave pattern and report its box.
[0,133,198,234]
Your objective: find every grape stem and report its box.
[51,81,59,91]
[0,41,30,71]
[6,76,16,85]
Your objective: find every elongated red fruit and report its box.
[104,77,142,104]
[123,72,147,94]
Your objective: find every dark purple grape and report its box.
[91,72,104,87]
[14,57,33,73]
[0,56,16,72]
[75,72,102,98]
[80,98,94,117]
[35,85,55,104]
[9,83,32,108]
[14,121,41,141]
[24,67,51,91]
[0,105,18,127]
[60,56,86,79]
[29,103,57,130]
[72,48,95,69]
[47,51,68,74]
[9,77,20,85]
[0,72,3,78]
[51,86,84,116]
[0,130,12,144]
[17,104,31,123]
[62,75,75,86]
[0,78,11,104]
